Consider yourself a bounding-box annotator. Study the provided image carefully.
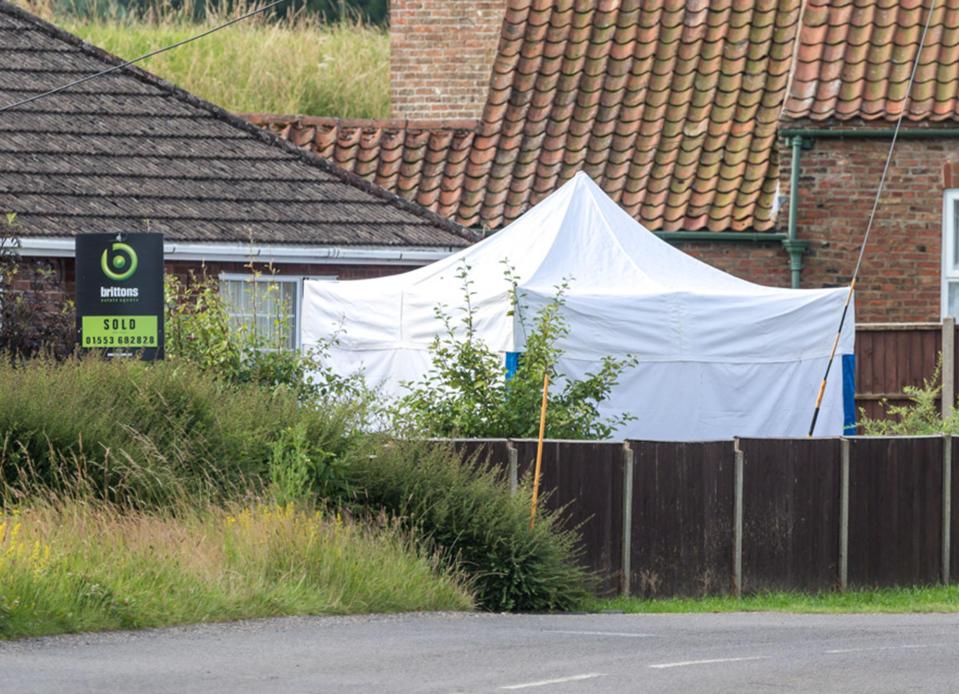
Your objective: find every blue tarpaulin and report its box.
[842,353,856,435]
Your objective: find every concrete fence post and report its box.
[506,440,518,496]
[944,435,952,585]
[733,438,744,598]
[621,442,634,597]
[943,317,955,419]
[839,438,850,591]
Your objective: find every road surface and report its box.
[2,611,959,693]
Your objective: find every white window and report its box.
[219,274,335,350]
[944,191,959,318]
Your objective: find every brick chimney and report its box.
[390,0,505,120]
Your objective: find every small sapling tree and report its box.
[393,263,637,439]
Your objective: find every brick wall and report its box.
[779,122,958,323]
[676,241,791,288]
[390,0,505,120]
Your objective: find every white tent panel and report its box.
[302,172,854,440]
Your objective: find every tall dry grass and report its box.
[14,0,390,117]
[0,499,473,639]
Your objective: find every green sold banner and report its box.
[80,316,159,348]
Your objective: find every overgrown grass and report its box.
[0,499,473,639]
[0,357,591,616]
[0,356,361,505]
[16,0,390,117]
[591,588,959,614]
[348,440,592,613]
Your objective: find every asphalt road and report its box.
[2,611,959,693]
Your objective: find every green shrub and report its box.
[269,424,345,504]
[165,272,362,402]
[859,358,959,435]
[393,264,636,439]
[346,439,591,612]
[0,357,357,505]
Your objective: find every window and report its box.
[944,191,959,318]
[219,274,336,350]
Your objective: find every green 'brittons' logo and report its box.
[100,242,138,281]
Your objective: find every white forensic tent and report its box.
[301,172,855,440]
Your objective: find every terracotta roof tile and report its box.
[786,0,959,121]
[253,0,805,233]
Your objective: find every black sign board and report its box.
[76,233,164,360]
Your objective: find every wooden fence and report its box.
[856,319,956,422]
[453,436,956,598]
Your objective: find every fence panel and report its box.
[952,437,959,584]
[448,438,512,481]
[629,441,735,598]
[740,438,842,592]
[855,324,944,422]
[512,440,624,595]
[848,437,943,587]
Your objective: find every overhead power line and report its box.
[0,0,287,114]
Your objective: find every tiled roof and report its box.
[253,0,803,233]
[248,115,479,223]
[0,1,473,247]
[466,0,801,232]
[785,0,959,121]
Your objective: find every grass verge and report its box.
[0,499,473,639]
[1,357,590,618]
[590,588,959,614]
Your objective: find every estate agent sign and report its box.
[76,233,164,360]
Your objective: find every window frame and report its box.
[943,190,959,319]
[218,273,336,350]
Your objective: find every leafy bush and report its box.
[347,439,591,612]
[165,272,361,402]
[269,424,345,504]
[0,357,357,505]
[860,358,959,435]
[394,265,636,439]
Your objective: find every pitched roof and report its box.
[248,115,479,223]
[253,0,803,233]
[784,0,959,122]
[0,1,473,248]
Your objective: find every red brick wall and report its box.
[675,241,791,288]
[10,257,72,297]
[390,0,505,120]
[779,123,957,323]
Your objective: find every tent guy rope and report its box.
[807,0,940,436]
[0,0,287,114]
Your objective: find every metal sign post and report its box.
[75,232,164,360]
